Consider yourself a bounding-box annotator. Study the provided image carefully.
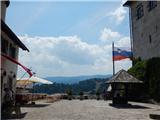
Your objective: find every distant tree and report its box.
[66,89,72,95]
[96,90,100,100]
[79,91,84,100]
[66,88,72,100]
[79,91,83,96]
[34,78,108,98]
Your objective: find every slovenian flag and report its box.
[113,47,133,61]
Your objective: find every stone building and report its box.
[123,1,160,60]
[1,0,29,110]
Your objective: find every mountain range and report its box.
[44,74,112,84]
[34,77,110,95]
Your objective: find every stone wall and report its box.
[130,1,160,59]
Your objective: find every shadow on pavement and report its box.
[2,112,27,120]
[20,103,50,108]
[149,114,160,120]
[109,103,150,109]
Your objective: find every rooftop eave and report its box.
[1,0,10,7]
[106,69,143,84]
[123,1,132,7]
[5,0,10,7]
[1,20,29,52]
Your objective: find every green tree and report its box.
[128,60,147,81]
[66,88,72,100]
[146,57,160,102]
[128,57,160,102]
[96,90,100,100]
[79,91,84,100]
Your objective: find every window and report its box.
[155,25,158,32]
[8,75,13,90]
[1,38,9,54]
[9,44,16,59]
[148,1,157,11]
[136,3,144,20]
[149,35,152,44]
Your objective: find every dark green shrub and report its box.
[128,57,160,102]
[146,57,160,102]
[128,60,147,81]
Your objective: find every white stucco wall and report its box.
[1,31,19,104]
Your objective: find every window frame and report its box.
[1,37,9,54]
[136,3,144,20]
[149,35,152,44]
[148,1,157,11]
[9,43,17,59]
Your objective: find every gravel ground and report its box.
[17,100,160,120]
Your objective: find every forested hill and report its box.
[34,78,110,95]
[44,75,111,84]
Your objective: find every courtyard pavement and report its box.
[15,100,160,120]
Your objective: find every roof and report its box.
[1,0,10,7]
[5,0,10,7]
[123,1,132,7]
[106,69,143,84]
[1,20,29,52]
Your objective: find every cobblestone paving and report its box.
[19,100,160,120]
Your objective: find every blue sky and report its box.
[6,0,132,77]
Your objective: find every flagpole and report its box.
[112,42,115,75]
[112,42,115,103]
[129,7,134,66]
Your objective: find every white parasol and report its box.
[16,76,53,88]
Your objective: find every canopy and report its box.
[17,76,53,88]
[106,69,143,84]
[16,80,33,89]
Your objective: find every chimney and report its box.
[1,0,10,21]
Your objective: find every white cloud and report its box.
[99,27,131,47]
[18,35,131,77]
[108,6,127,25]
[100,28,121,42]
[116,36,130,47]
